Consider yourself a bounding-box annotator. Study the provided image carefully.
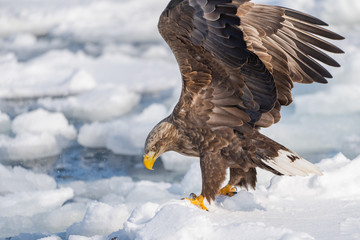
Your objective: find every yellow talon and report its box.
[219,184,237,197]
[185,193,208,211]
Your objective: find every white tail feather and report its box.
[262,150,322,176]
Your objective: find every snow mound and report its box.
[69,236,105,240]
[38,236,62,240]
[262,153,360,201]
[0,48,177,100]
[119,201,314,240]
[78,104,168,155]
[0,109,76,161]
[0,52,96,99]
[67,202,129,238]
[63,176,135,203]
[0,163,80,238]
[39,85,140,122]
[12,108,76,139]
[0,164,73,219]
[0,188,74,218]
[0,164,56,194]
[340,217,360,239]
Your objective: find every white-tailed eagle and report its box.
[144,0,343,210]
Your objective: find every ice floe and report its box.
[0,109,76,161]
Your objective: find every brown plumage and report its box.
[144,0,344,205]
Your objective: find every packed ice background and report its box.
[0,0,359,239]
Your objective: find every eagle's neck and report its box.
[167,117,199,157]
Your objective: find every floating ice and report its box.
[0,188,74,218]
[39,85,140,122]
[68,236,105,240]
[0,109,76,161]
[63,176,134,204]
[38,236,62,240]
[0,51,97,99]
[12,109,76,139]
[0,163,56,195]
[0,48,177,100]
[0,133,62,161]
[0,163,82,238]
[78,104,168,155]
[66,202,129,238]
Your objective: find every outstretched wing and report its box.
[159,0,343,128]
[235,0,344,106]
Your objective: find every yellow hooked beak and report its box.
[143,151,158,170]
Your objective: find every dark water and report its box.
[12,146,185,184]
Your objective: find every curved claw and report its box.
[219,184,237,197]
[184,193,208,211]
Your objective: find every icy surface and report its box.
[0,0,359,239]
[0,109,76,161]
[77,104,168,155]
[1,155,360,239]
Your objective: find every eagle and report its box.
[143,0,343,210]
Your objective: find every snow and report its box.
[39,85,141,122]
[0,163,56,194]
[1,154,360,239]
[12,109,76,138]
[0,164,79,238]
[0,188,74,218]
[0,109,76,161]
[161,152,198,172]
[122,202,315,240]
[66,202,129,238]
[0,0,359,239]
[77,104,168,155]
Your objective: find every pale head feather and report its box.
[144,120,178,157]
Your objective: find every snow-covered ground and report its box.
[0,0,359,239]
[1,154,360,239]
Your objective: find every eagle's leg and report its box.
[184,151,227,210]
[227,167,257,191]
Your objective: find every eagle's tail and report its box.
[255,133,322,176]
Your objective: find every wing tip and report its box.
[283,7,328,26]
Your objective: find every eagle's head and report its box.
[144,120,178,170]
